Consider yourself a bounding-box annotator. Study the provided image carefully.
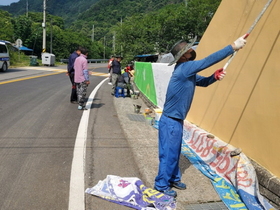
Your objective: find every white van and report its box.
[0,41,10,72]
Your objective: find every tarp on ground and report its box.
[181,121,275,210]
[86,175,176,210]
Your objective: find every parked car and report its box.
[0,41,10,72]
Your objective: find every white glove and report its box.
[233,34,247,50]
[219,71,226,81]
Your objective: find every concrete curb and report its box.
[250,159,280,209]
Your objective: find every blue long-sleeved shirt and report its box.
[67,51,79,73]
[163,45,234,120]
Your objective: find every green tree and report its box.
[113,0,221,62]
[13,15,32,43]
[70,0,183,42]
[186,0,222,39]
[9,12,105,60]
[0,9,14,41]
[1,0,221,62]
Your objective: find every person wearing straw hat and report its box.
[154,35,247,197]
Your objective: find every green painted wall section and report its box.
[134,62,157,105]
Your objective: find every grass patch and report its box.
[9,51,35,67]
[9,51,63,68]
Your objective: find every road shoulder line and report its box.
[68,78,108,210]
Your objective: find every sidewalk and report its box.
[113,93,228,210]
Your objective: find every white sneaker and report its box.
[78,106,87,110]
[108,82,112,85]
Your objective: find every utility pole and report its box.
[103,36,106,59]
[50,18,53,54]
[120,17,123,57]
[91,25,94,42]
[113,31,116,54]
[42,0,46,53]
[26,0,28,17]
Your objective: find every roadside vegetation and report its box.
[9,51,30,67]
[0,0,221,66]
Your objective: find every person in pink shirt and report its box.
[74,47,90,110]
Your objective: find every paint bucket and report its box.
[134,90,140,96]
[145,116,153,126]
[132,94,138,100]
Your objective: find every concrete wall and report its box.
[187,0,280,179]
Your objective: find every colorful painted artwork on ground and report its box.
[86,175,176,210]
[181,121,275,210]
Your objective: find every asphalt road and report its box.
[0,64,140,210]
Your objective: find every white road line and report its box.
[68,77,108,210]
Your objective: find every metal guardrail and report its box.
[60,59,108,63]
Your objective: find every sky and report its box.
[0,0,20,6]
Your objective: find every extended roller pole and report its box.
[218,0,273,72]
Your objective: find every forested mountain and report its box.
[0,0,100,26]
[0,0,221,63]
[1,0,183,40]
[70,0,182,42]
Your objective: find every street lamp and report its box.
[103,36,106,59]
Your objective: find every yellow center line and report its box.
[0,71,64,85]
[90,72,108,77]
[89,66,107,70]
[0,71,108,85]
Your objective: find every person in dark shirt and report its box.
[122,65,135,97]
[111,55,123,96]
[67,46,82,103]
